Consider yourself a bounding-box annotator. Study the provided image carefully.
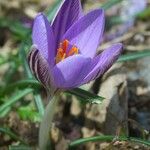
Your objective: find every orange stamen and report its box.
[62,40,69,53]
[55,40,79,64]
[68,46,78,56]
[56,48,66,64]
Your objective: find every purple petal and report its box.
[52,55,91,88]
[63,9,105,58]
[32,13,55,67]
[52,0,83,47]
[28,46,56,94]
[82,43,123,84]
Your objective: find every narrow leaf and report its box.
[3,62,18,84]
[67,88,105,104]
[0,79,40,96]
[102,0,123,10]
[69,135,150,148]
[118,50,150,62]
[0,79,44,117]
[19,41,32,78]
[33,92,45,117]
[0,55,8,66]
[0,88,33,115]
[0,107,11,117]
[0,17,30,40]
[9,145,32,150]
[0,127,26,144]
[45,0,62,21]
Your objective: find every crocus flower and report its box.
[28,0,123,94]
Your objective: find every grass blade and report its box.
[0,88,33,115]
[0,79,40,96]
[0,55,8,66]
[0,79,44,117]
[3,62,18,84]
[45,0,62,21]
[33,92,44,117]
[0,107,11,118]
[0,127,26,144]
[67,88,105,104]
[102,0,123,10]
[1,79,105,105]
[69,135,150,148]
[9,145,32,150]
[19,41,32,78]
[118,50,150,62]
[0,17,30,40]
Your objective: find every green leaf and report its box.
[9,145,32,150]
[1,79,104,105]
[0,17,30,40]
[137,8,150,20]
[45,0,62,21]
[0,55,8,65]
[0,107,11,117]
[19,40,32,78]
[67,88,105,104]
[118,50,150,62]
[0,79,44,117]
[3,62,18,84]
[69,135,150,149]
[0,127,26,144]
[0,88,33,116]
[101,0,123,10]
[17,106,41,122]
[0,79,40,96]
[33,92,45,117]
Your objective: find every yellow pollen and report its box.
[55,39,79,64]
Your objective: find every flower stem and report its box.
[39,93,60,150]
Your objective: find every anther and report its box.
[68,46,78,56]
[55,40,79,64]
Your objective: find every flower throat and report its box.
[55,39,79,64]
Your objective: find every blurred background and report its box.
[0,0,150,149]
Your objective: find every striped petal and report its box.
[28,46,56,94]
[52,0,83,47]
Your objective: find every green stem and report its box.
[39,93,60,150]
[69,135,150,148]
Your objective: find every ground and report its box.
[0,0,150,149]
